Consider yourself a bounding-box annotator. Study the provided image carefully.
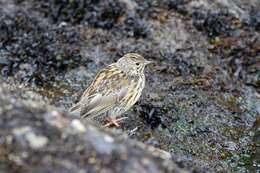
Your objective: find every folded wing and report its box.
[70,65,129,119]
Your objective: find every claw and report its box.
[104,117,128,127]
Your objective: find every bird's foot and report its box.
[104,117,128,127]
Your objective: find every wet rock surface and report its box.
[0,0,259,172]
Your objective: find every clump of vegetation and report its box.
[0,10,82,85]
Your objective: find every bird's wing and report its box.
[78,65,130,118]
[80,87,128,118]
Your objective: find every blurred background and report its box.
[0,0,259,172]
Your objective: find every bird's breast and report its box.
[121,75,145,111]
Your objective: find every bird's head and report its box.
[116,53,154,75]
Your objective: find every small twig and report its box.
[149,108,155,119]
[128,127,138,136]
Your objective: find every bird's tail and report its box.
[69,103,80,113]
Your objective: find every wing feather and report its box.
[71,64,130,119]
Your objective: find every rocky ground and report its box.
[0,85,189,173]
[0,0,259,172]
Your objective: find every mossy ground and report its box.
[0,0,259,172]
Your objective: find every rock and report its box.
[12,126,49,149]
[0,0,259,172]
[0,86,188,173]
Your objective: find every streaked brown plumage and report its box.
[70,53,153,126]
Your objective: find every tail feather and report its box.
[69,103,80,113]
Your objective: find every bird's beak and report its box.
[145,60,155,65]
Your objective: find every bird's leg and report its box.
[104,117,128,127]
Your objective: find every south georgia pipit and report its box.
[70,53,153,127]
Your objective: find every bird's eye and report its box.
[135,63,140,66]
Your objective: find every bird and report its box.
[70,53,153,127]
